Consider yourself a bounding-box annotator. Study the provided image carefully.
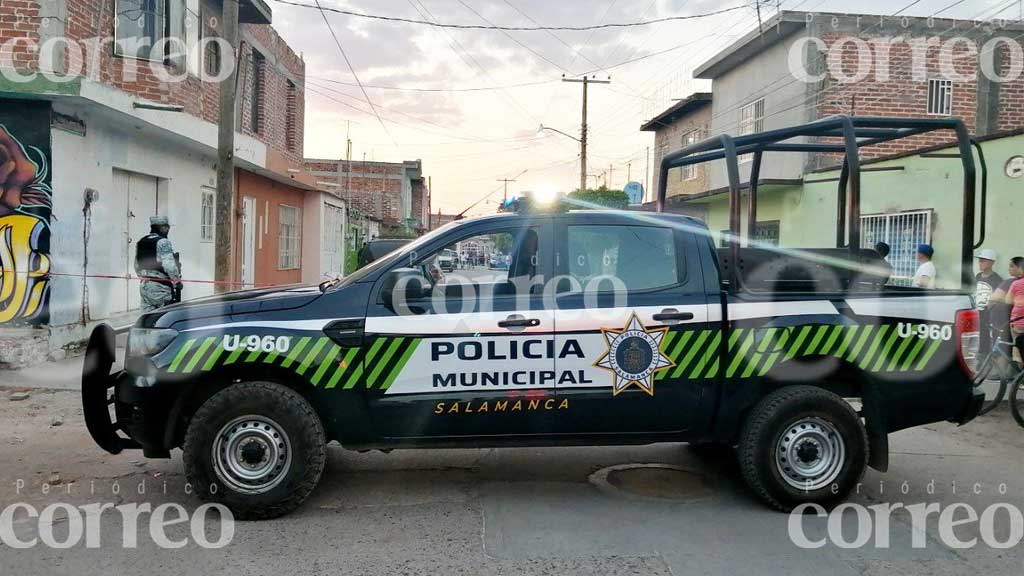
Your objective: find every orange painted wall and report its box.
[234,169,307,287]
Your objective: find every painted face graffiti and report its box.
[0,122,52,325]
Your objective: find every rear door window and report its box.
[566,225,680,292]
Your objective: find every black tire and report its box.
[183,381,326,520]
[737,386,868,512]
[1010,374,1024,429]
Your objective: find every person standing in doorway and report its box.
[135,215,182,311]
[912,244,936,289]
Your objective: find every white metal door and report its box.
[127,173,159,310]
[321,202,346,279]
[241,196,256,288]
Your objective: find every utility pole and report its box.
[607,164,614,189]
[644,146,650,203]
[562,75,610,193]
[496,177,517,202]
[215,0,240,293]
[626,161,631,183]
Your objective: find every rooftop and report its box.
[639,92,712,132]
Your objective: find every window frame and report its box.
[680,128,702,181]
[249,50,267,135]
[409,226,543,297]
[926,78,953,116]
[738,98,765,164]
[113,0,169,62]
[200,189,215,242]
[560,223,688,295]
[278,204,302,270]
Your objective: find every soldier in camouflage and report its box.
[135,215,182,312]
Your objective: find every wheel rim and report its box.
[775,417,846,491]
[212,415,292,495]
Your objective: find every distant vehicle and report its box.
[362,238,412,268]
[489,252,508,270]
[437,249,456,272]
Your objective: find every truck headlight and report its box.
[127,328,178,357]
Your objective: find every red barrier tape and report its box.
[0,269,285,289]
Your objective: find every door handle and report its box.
[498,315,541,328]
[652,310,695,322]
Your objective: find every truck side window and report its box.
[417,228,540,290]
[567,225,679,292]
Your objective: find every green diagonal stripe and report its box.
[858,325,891,370]
[280,336,311,368]
[901,337,927,371]
[657,330,692,381]
[887,335,914,371]
[346,338,387,389]
[224,342,247,365]
[847,325,875,362]
[802,325,829,356]
[296,338,330,376]
[366,337,406,388]
[726,329,755,377]
[914,338,943,371]
[201,340,226,372]
[817,325,844,356]
[183,337,216,374]
[832,325,858,359]
[326,347,360,389]
[785,326,812,360]
[759,329,790,376]
[310,345,341,386]
[690,331,721,379]
[871,328,902,372]
[167,339,195,373]
[672,329,709,378]
[381,339,421,390]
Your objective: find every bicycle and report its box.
[972,315,1024,427]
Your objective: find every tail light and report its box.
[955,308,979,377]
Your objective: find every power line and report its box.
[453,0,568,72]
[312,0,397,148]
[270,0,758,32]
[306,74,555,92]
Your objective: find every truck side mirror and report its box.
[380,268,431,311]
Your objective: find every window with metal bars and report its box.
[927,79,953,116]
[279,205,302,270]
[860,210,932,286]
[680,128,702,181]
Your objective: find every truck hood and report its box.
[138,284,323,328]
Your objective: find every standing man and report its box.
[135,215,182,311]
[912,244,936,289]
[974,249,1002,357]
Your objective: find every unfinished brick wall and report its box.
[307,160,406,225]
[650,104,712,199]
[5,0,304,163]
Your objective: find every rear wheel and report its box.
[738,386,868,512]
[183,381,326,520]
[1010,373,1024,429]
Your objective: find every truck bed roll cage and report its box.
[655,115,985,292]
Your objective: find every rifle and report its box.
[170,252,183,304]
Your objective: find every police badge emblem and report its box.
[594,312,675,396]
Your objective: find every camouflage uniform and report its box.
[135,216,181,312]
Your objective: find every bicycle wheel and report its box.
[1010,372,1024,429]
[973,347,1009,416]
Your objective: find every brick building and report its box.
[304,158,430,235]
[639,10,1024,284]
[0,0,338,366]
[640,92,711,203]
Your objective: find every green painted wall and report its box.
[695,134,1024,289]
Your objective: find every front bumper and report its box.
[82,324,172,457]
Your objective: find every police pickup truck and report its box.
[83,117,986,519]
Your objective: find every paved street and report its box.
[2,377,1023,575]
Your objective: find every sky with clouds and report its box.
[268,0,1015,216]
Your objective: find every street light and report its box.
[537,124,581,143]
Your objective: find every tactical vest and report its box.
[136,234,171,284]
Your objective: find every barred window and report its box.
[927,79,953,116]
[279,205,302,270]
[200,189,214,242]
[738,98,764,163]
[680,128,702,181]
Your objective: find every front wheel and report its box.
[183,381,327,520]
[1010,373,1024,429]
[738,386,868,512]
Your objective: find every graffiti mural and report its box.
[0,101,52,325]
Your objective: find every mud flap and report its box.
[81,324,139,454]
